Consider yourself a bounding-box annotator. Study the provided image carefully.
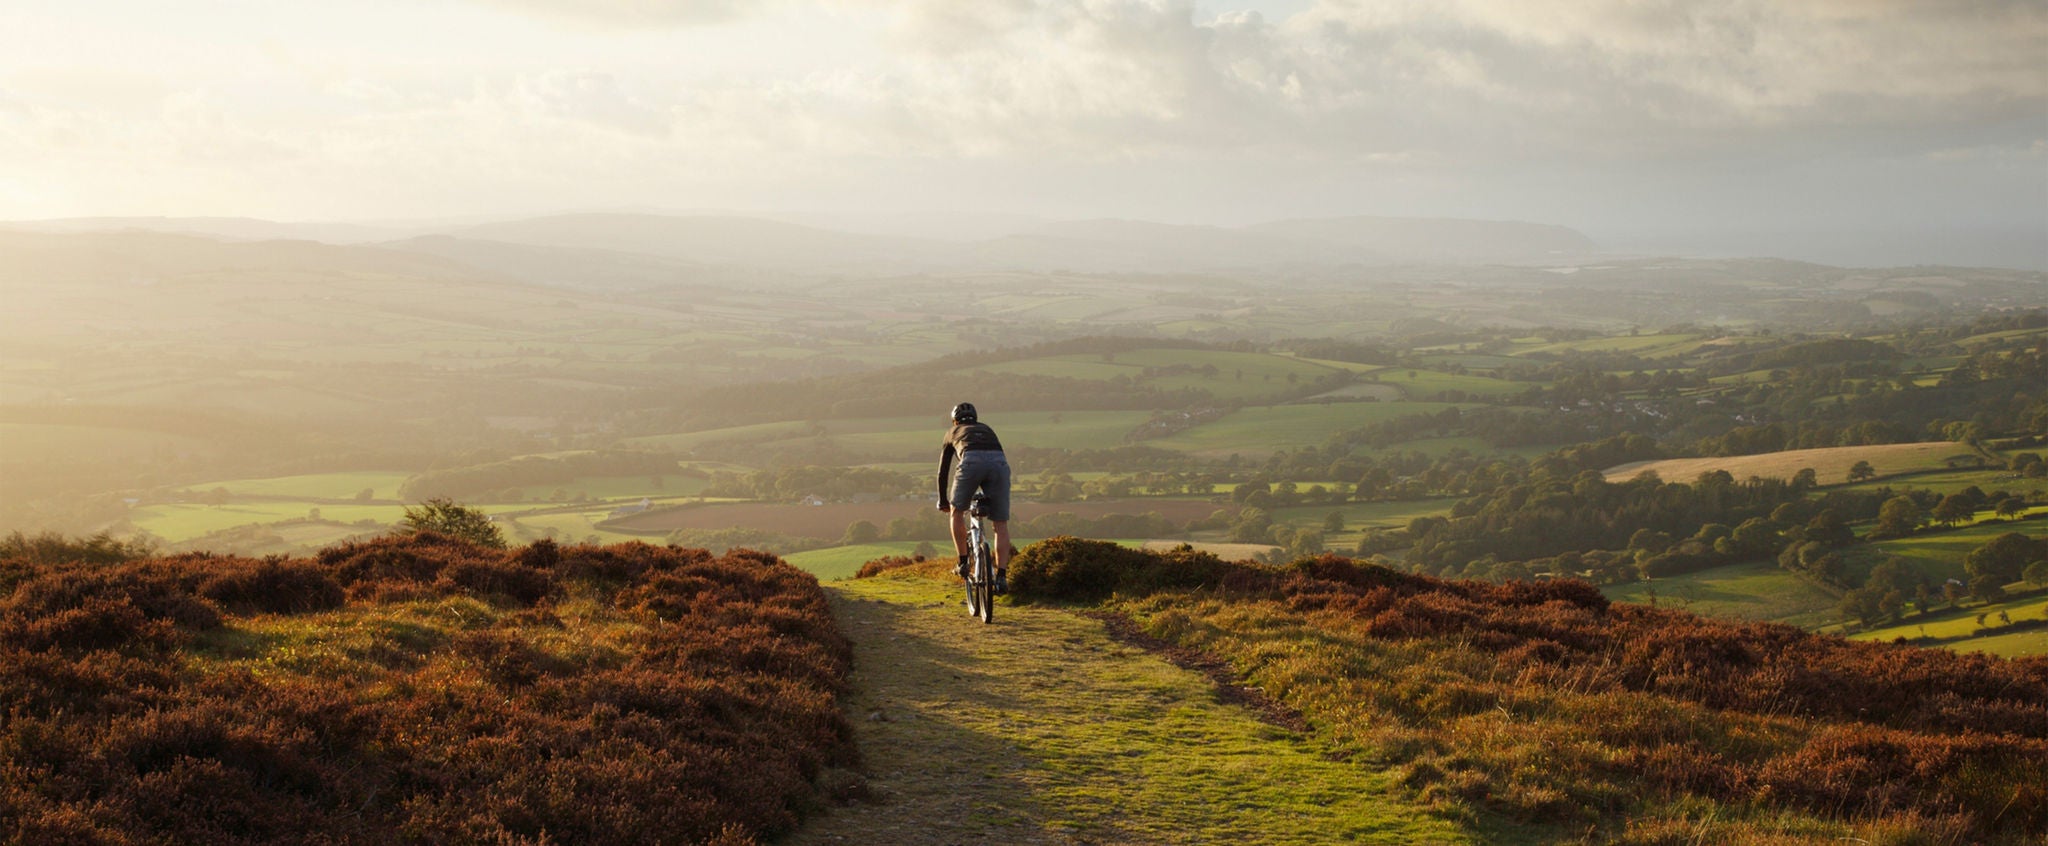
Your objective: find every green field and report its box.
[783,542,931,580]
[1366,368,1533,399]
[1849,594,2048,657]
[1515,333,1708,359]
[625,410,1154,462]
[1153,402,1473,456]
[1840,467,2048,498]
[505,474,712,501]
[131,503,410,542]
[191,471,414,500]
[967,348,1344,403]
[1864,518,2048,583]
[1604,559,1840,627]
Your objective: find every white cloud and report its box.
[0,0,2040,227]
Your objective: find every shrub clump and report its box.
[1060,544,2047,840]
[0,535,856,845]
[1009,537,1238,601]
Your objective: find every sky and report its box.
[2,0,2044,266]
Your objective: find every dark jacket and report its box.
[936,421,1004,508]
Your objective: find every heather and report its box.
[1012,538,2048,842]
[0,534,855,845]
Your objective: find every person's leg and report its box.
[947,461,978,576]
[992,520,1012,569]
[949,509,969,559]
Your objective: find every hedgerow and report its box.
[0,533,855,845]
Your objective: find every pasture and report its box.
[1864,518,2048,583]
[1603,559,1840,627]
[1603,441,1983,486]
[130,503,409,542]
[965,348,1345,403]
[189,471,413,500]
[1365,368,1532,399]
[1850,594,2048,658]
[1150,401,1473,456]
[1515,332,1709,359]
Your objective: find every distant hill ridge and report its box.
[2,211,1599,272]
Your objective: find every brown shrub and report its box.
[0,540,855,846]
[197,557,345,615]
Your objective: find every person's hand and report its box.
[936,501,950,513]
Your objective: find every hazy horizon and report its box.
[4,1,2044,268]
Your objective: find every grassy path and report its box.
[783,572,1465,846]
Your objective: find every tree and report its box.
[399,498,506,548]
[913,540,938,560]
[1964,532,2042,585]
[1323,511,1346,533]
[1994,496,2028,520]
[2027,560,2048,587]
[1790,467,1818,491]
[1847,460,1876,482]
[355,488,376,502]
[1839,588,1882,628]
[843,520,881,545]
[1931,494,1974,527]
[1969,573,2005,605]
[1871,496,1922,538]
[1228,508,1274,544]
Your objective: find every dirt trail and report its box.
[781,574,1465,846]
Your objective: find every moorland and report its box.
[3,213,2046,842]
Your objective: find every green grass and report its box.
[503,474,711,501]
[1603,559,1841,627]
[619,421,815,451]
[1153,402,1473,457]
[1849,594,2048,658]
[1272,498,1456,532]
[1515,333,1707,358]
[963,349,1345,404]
[191,471,414,500]
[1840,467,2048,498]
[814,573,1473,845]
[1953,627,2048,658]
[1863,517,2048,583]
[1365,369,1533,399]
[132,503,410,542]
[783,542,932,581]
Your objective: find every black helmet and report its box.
[950,402,977,423]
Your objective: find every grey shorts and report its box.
[950,451,1012,522]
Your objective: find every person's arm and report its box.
[936,442,956,510]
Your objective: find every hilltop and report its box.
[8,530,2040,844]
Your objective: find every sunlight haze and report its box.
[4,0,2043,266]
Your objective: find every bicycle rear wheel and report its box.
[973,541,995,624]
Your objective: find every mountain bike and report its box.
[963,493,996,624]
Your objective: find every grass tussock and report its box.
[0,533,854,846]
[1012,538,2048,842]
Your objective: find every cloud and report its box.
[2,0,2041,227]
[464,0,765,27]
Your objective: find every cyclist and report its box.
[936,401,1012,593]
